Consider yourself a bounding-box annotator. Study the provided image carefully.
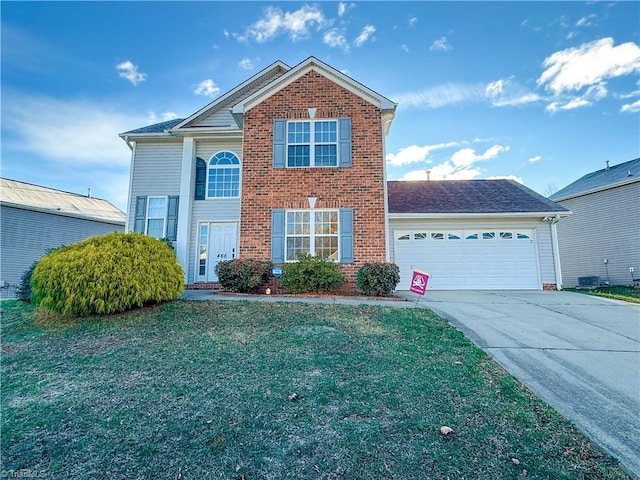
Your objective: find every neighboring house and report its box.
[120,56,396,289]
[0,178,126,293]
[387,180,570,290]
[120,56,570,291]
[549,158,640,287]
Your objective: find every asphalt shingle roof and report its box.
[387,179,568,214]
[549,158,640,201]
[0,178,126,224]
[122,118,185,135]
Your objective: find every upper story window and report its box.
[195,152,240,200]
[273,117,352,169]
[287,120,337,167]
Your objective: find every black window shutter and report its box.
[195,158,206,200]
[133,196,147,233]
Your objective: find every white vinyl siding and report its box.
[127,141,182,232]
[554,182,640,287]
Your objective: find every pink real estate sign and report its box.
[409,269,430,295]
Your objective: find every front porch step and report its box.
[185,282,225,292]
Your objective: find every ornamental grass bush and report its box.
[356,262,400,296]
[30,232,184,316]
[214,259,273,293]
[279,254,346,294]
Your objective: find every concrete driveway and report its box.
[402,290,640,478]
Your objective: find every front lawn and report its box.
[568,286,640,304]
[1,300,631,479]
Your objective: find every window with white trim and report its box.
[146,197,167,238]
[207,151,240,198]
[285,210,339,261]
[287,120,338,167]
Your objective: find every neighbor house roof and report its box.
[387,180,569,216]
[549,158,640,202]
[0,178,126,225]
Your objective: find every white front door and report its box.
[208,223,238,282]
[197,222,237,282]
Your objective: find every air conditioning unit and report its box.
[577,276,603,289]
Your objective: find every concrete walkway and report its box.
[181,289,640,477]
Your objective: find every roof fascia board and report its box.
[173,61,291,130]
[1,201,126,225]
[388,211,571,219]
[232,57,397,116]
[553,176,640,202]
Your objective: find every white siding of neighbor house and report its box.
[127,141,183,230]
[555,181,640,287]
[1,205,124,288]
[388,217,557,289]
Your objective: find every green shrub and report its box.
[16,260,38,302]
[356,262,400,296]
[30,232,184,316]
[16,245,67,302]
[279,254,346,294]
[215,259,273,293]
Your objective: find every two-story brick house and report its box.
[120,57,397,288]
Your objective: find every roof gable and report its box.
[388,180,569,215]
[550,158,640,201]
[0,178,126,224]
[172,60,290,130]
[230,56,397,130]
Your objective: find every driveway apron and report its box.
[406,290,640,478]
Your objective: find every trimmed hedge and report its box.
[356,262,400,296]
[30,232,184,316]
[279,254,346,294]
[214,259,273,293]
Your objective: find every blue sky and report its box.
[2,1,639,211]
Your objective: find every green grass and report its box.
[568,286,640,304]
[1,299,631,479]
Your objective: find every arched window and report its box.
[207,151,240,198]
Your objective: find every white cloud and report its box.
[147,111,179,124]
[430,37,452,52]
[323,29,349,52]
[538,37,640,95]
[235,5,326,43]
[451,145,509,168]
[394,144,509,182]
[528,155,542,164]
[575,14,597,27]
[194,79,220,98]
[485,78,541,107]
[354,25,376,47]
[116,61,147,86]
[401,44,409,53]
[2,93,139,167]
[337,2,347,16]
[394,83,486,109]
[487,174,523,184]
[409,16,418,27]
[621,99,640,113]
[386,142,459,166]
[239,57,258,70]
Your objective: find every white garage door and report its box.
[394,229,540,290]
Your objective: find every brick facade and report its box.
[239,70,387,286]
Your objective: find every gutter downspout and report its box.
[124,140,136,233]
[550,215,563,290]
